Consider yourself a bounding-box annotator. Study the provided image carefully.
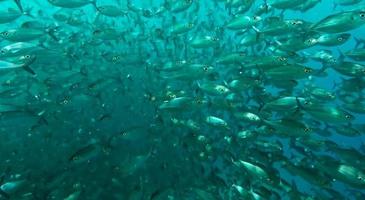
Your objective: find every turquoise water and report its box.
[0,0,365,199]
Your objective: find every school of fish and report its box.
[0,0,365,199]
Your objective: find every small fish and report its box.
[206,115,228,127]
[189,36,219,48]
[226,15,261,30]
[0,8,22,24]
[0,55,36,75]
[315,33,351,46]
[0,42,38,58]
[47,0,97,8]
[171,0,193,13]
[302,103,354,123]
[233,159,269,182]
[170,22,195,35]
[96,5,128,17]
[311,9,365,33]
[345,48,365,61]
[198,82,230,96]
[269,0,308,9]
[262,96,307,112]
[159,97,193,110]
[68,142,102,164]
[0,28,46,42]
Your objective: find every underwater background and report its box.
[0,0,365,199]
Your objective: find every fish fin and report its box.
[13,0,23,13]
[22,64,36,75]
[90,0,97,9]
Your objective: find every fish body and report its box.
[190,36,219,48]
[303,104,354,123]
[97,5,127,17]
[0,8,22,24]
[269,0,307,9]
[0,28,45,42]
[311,10,365,33]
[170,22,195,34]
[48,0,96,8]
[226,15,261,30]
[345,48,365,61]
[171,0,193,13]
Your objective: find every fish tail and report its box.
[353,37,364,48]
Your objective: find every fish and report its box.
[0,8,23,24]
[47,0,97,8]
[189,36,219,48]
[68,142,102,164]
[226,15,261,30]
[301,103,354,123]
[311,9,365,33]
[345,48,365,61]
[96,5,128,17]
[0,0,363,199]
[0,28,49,42]
[0,55,36,75]
[269,0,308,9]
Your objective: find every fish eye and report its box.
[304,127,311,132]
[203,66,209,71]
[360,12,365,18]
[357,176,363,180]
[345,115,351,119]
[143,9,151,15]
[0,50,5,54]
[304,68,311,73]
[188,23,194,28]
[121,131,127,136]
[112,56,117,61]
[278,57,286,62]
[25,55,31,59]
[219,88,225,92]
[2,32,9,36]
[337,37,343,41]
[239,52,245,57]
[196,99,202,104]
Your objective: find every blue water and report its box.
[0,0,365,199]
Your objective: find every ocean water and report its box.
[0,0,365,199]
